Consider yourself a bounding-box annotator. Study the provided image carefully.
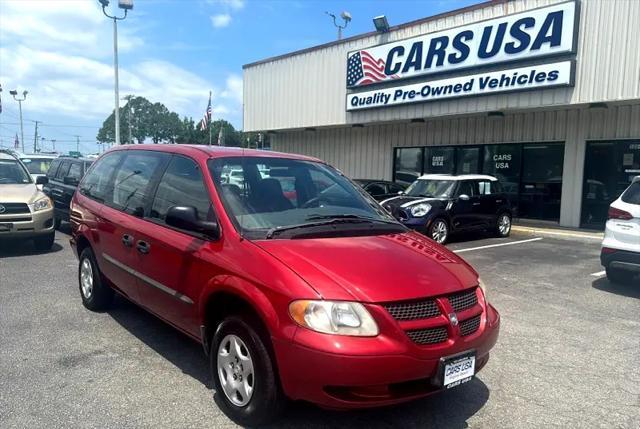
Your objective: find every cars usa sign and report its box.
[346,1,577,88]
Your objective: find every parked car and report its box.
[43,156,93,229]
[354,179,406,201]
[70,145,499,426]
[0,151,55,250]
[381,174,513,244]
[19,154,59,182]
[601,176,640,284]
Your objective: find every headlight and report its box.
[410,203,431,217]
[33,197,52,212]
[289,300,379,337]
[478,278,488,302]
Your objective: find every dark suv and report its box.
[43,156,93,229]
[381,174,513,244]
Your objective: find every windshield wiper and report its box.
[266,216,398,239]
[306,214,398,224]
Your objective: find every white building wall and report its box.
[271,103,640,227]
[244,0,640,132]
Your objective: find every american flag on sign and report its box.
[347,50,394,87]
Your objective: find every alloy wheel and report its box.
[498,214,511,236]
[217,334,255,407]
[80,258,94,299]
[431,220,448,244]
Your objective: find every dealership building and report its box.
[243,0,640,229]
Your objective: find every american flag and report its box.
[347,50,393,87]
[199,92,212,131]
[14,133,19,149]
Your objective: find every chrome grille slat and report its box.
[448,289,478,312]
[383,299,439,321]
[459,315,481,336]
[406,327,448,345]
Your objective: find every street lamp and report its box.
[326,11,351,40]
[9,89,27,153]
[99,0,133,145]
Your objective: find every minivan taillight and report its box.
[608,207,633,220]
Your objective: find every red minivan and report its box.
[70,145,499,425]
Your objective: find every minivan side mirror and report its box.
[458,194,470,201]
[165,206,220,240]
[36,176,48,185]
[63,176,79,186]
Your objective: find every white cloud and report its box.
[208,0,245,10]
[211,13,232,28]
[221,74,243,105]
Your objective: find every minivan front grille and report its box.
[406,327,448,345]
[0,203,30,215]
[384,299,439,321]
[448,289,478,312]
[459,315,481,336]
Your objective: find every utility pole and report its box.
[51,139,56,152]
[33,120,40,153]
[9,89,27,152]
[75,135,80,153]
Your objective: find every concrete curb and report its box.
[512,225,604,240]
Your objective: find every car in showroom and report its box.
[354,179,406,201]
[601,176,640,284]
[70,145,500,426]
[380,174,513,244]
[0,151,55,250]
[42,156,93,229]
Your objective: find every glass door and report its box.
[519,143,565,221]
[455,147,481,175]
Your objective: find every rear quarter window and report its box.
[621,182,640,205]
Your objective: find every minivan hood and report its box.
[0,184,40,204]
[254,232,478,303]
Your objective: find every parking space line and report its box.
[453,237,543,254]
[590,270,606,277]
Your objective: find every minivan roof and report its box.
[106,144,322,163]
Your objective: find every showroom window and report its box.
[393,142,565,222]
[582,140,640,228]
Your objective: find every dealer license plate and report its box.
[442,352,475,389]
[0,223,13,232]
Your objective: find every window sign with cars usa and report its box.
[346,1,577,110]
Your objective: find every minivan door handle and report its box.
[136,240,150,254]
[121,234,134,247]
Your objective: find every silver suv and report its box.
[0,152,55,250]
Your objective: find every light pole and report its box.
[99,0,133,146]
[9,89,27,152]
[325,11,351,40]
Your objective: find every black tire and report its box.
[53,215,62,230]
[33,232,55,251]
[495,212,512,238]
[428,218,449,244]
[606,267,635,285]
[78,247,114,311]
[211,315,285,427]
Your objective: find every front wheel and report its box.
[495,213,512,237]
[79,247,114,311]
[428,218,449,244]
[211,316,285,426]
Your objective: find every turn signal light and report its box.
[608,207,633,220]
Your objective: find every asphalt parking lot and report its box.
[1,228,639,429]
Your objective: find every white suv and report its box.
[601,176,640,284]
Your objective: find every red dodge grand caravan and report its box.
[70,145,500,425]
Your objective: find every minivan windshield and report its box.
[405,179,456,198]
[0,159,32,184]
[209,157,403,239]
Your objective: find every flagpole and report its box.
[208,91,212,146]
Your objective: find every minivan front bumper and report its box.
[273,303,500,409]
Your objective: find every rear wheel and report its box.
[495,213,512,238]
[211,316,285,426]
[428,218,449,244]
[79,247,114,311]
[606,267,635,285]
[33,232,55,251]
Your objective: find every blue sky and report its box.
[0,0,480,155]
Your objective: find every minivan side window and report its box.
[111,152,167,216]
[80,152,124,202]
[150,155,212,222]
